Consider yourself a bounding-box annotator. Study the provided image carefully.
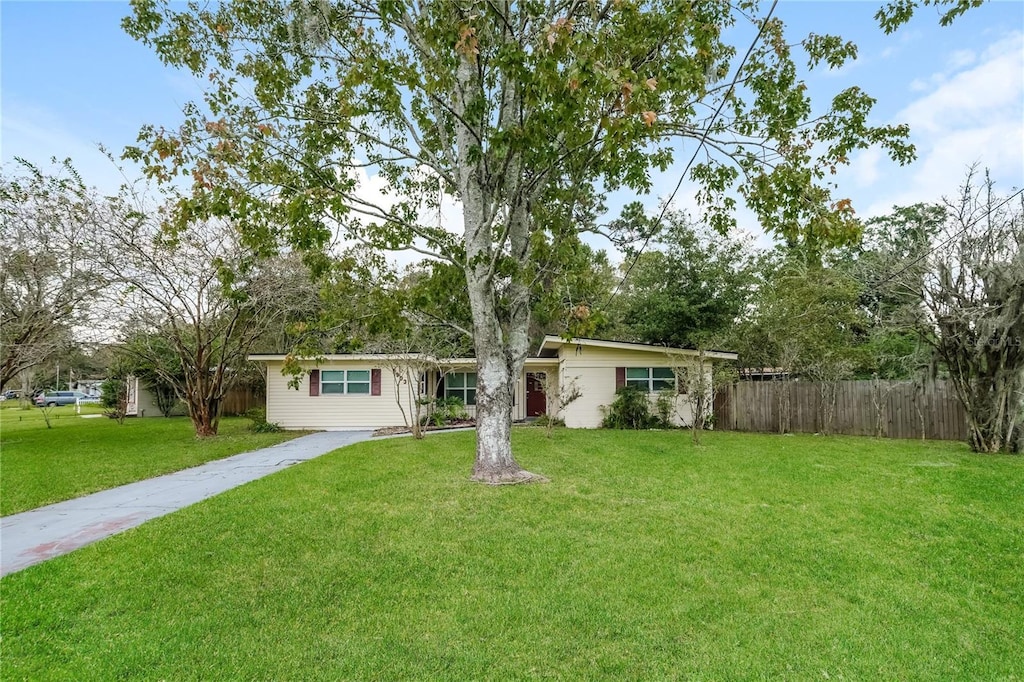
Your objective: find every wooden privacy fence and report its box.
[221,386,264,416]
[714,379,968,441]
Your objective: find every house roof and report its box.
[246,353,559,366]
[537,335,738,361]
[248,338,738,364]
[247,353,420,362]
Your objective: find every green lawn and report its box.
[2,430,1022,680]
[0,405,303,515]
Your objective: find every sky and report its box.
[2,0,1023,262]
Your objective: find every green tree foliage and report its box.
[401,260,476,349]
[123,0,962,480]
[874,0,984,33]
[274,245,408,364]
[614,213,758,348]
[531,242,617,341]
[841,203,946,379]
[732,250,867,381]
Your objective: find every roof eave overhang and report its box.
[538,335,737,361]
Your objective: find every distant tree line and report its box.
[3,154,1018,452]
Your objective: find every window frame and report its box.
[444,371,477,406]
[320,369,372,395]
[625,367,676,393]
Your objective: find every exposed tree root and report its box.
[470,469,549,485]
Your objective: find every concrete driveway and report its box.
[1,430,373,577]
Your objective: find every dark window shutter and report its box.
[615,367,625,390]
[677,367,688,395]
[371,368,382,396]
[309,369,320,396]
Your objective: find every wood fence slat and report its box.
[713,379,967,441]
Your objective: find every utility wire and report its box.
[604,0,780,307]
[865,185,1024,294]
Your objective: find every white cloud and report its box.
[849,31,1024,218]
[850,147,883,187]
[908,77,932,92]
[899,33,1023,136]
[946,48,977,70]
[862,120,1023,217]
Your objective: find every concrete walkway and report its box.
[1,430,373,577]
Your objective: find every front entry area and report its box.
[526,372,547,417]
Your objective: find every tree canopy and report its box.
[122,0,971,480]
[0,159,108,390]
[95,203,318,437]
[614,213,758,349]
[897,172,1023,453]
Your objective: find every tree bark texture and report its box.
[455,49,543,483]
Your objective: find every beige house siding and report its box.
[264,359,539,429]
[254,339,731,430]
[138,388,188,417]
[265,360,409,429]
[556,345,706,428]
[135,383,161,417]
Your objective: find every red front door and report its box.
[526,372,547,417]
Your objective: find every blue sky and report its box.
[2,1,1022,256]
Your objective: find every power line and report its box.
[865,185,1024,294]
[604,0,780,307]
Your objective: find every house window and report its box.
[321,370,371,394]
[445,372,477,405]
[626,367,675,392]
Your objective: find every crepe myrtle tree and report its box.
[96,197,318,438]
[123,0,972,482]
[364,261,475,439]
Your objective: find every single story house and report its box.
[125,376,187,418]
[248,336,738,430]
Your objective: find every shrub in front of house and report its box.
[420,396,471,428]
[601,385,670,430]
[244,407,282,433]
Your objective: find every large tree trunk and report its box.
[962,376,1021,453]
[471,348,526,483]
[188,395,220,438]
[464,228,540,484]
[454,49,545,484]
[944,344,1023,454]
[184,368,221,438]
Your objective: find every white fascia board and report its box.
[247,353,428,363]
[538,335,738,361]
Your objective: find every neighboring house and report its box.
[250,336,737,430]
[738,367,791,382]
[125,376,187,417]
[70,379,105,397]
